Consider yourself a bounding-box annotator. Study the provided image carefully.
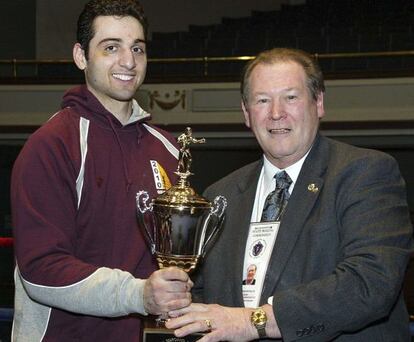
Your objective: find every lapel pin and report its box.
[307,183,319,193]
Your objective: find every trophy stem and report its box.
[156,253,200,273]
[174,171,192,188]
[155,313,169,327]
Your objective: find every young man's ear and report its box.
[73,43,87,70]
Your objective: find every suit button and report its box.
[317,324,325,333]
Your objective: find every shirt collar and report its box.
[262,149,311,192]
[125,99,151,125]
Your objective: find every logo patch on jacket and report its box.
[150,160,172,194]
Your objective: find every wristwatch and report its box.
[251,307,267,338]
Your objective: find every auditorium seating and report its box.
[146,0,413,78]
[2,1,412,82]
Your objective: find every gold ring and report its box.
[204,319,212,330]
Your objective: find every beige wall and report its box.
[1,78,414,130]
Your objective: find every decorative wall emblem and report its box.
[149,90,186,111]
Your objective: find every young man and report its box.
[11,1,192,341]
[165,48,413,341]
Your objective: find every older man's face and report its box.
[242,61,325,169]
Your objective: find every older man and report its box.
[166,48,413,341]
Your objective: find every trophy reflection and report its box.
[136,127,227,329]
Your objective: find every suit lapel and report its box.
[230,161,263,306]
[261,135,329,302]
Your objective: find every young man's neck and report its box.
[110,101,133,125]
[88,87,133,125]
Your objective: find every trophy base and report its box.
[143,327,203,342]
[143,317,203,342]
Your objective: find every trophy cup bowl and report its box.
[136,185,226,274]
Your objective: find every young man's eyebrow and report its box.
[97,38,146,45]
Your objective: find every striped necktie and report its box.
[261,171,292,222]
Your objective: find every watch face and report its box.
[252,309,267,326]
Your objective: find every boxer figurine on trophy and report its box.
[176,127,206,178]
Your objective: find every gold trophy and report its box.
[136,127,227,342]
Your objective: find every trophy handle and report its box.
[136,191,156,254]
[199,195,227,257]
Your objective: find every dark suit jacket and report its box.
[194,135,413,341]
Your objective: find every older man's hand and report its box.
[166,303,258,342]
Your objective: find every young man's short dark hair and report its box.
[77,0,148,59]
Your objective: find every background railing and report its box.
[1,50,414,84]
